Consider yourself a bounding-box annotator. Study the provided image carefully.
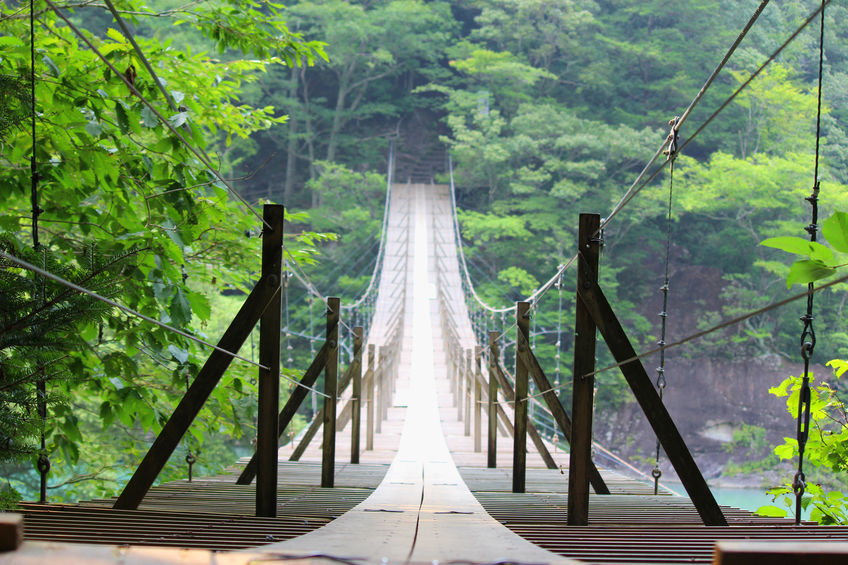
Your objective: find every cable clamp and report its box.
[792,471,806,497]
[663,116,681,158]
[37,453,51,474]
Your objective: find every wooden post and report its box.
[513,301,530,493]
[577,275,727,526]
[487,332,499,468]
[474,346,482,452]
[457,343,464,422]
[451,341,459,408]
[366,344,375,450]
[321,297,339,488]
[0,513,23,551]
[569,212,600,526]
[375,346,383,434]
[351,327,363,463]
[518,347,610,494]
[256,204,284,517]
[464,349,472,436]
[237,342,328,485]
[494,361,557,470]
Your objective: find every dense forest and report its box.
[2,0,848,516]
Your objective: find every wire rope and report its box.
[793,0,827,526]
[0,249,266,368]
[651,118,679,495]
[344,141,394,310]
[1,250,332,398]
[522,272,848,403]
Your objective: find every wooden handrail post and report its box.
[351,327,363,463]
[474,346,482,452]
[487,332,499,468]
[256,205,284,517]
[569,213,600,525]
[366,344,375,450]
[321,297,340,488]
[513,301,530,493]
[375,346,383,434]
[464,348,472,436]
[457,343,464,422]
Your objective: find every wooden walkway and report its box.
[6,183,848,564]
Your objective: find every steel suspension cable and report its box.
[344,141,394,310]
[794,0,827,527]
[1,249,331,398]
[44,0,271,230]
[652,118,679,495]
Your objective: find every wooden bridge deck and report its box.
[6,183,848,564]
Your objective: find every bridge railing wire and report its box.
[451,0,826,353]
[343,141,395,311]
[0,250,331,397]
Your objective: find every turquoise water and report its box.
[663,481,810,520]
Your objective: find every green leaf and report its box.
[141,105,159,128]
[115,102,130,134]
[185,289,211,321]
[822,212,848,254]
[168,111,188,128]
[167,344,189,364]
[761,236,834,263]
[169,288,192,327]
[756,505,788,518]
[775,440,796,460]
[85,120,103,137]
[786,260,836,288]
[42,55,61,77]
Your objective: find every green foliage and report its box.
[0,0,329,500]
[758,360,848,524]
[760,211,848,288]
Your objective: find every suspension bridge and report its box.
[5,1,848,563]
[6,179,848,565]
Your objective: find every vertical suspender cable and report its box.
[794,0,826,526]
[30,0,41,251]
[652,117,680,495]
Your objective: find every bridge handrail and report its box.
[344,141,395,311]
[448,156,574,315]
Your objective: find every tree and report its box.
[0,0,327,501]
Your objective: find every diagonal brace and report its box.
[577,274,727,526]
[236,340,330,484]
[115,278,278,509]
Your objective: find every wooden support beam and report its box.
[321,297,340,488]
[236,341,328,484]
[256,204,284,517]
[115,272,276,510]
[513,301,530,493]
[351,327,363,463]
[474,346,482,453]
[518,346,609,494]
[569,213,600,526]
[577,262,727,526]
[366,344,375,450]
[487,333,499,468]
[493,362,556,469]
